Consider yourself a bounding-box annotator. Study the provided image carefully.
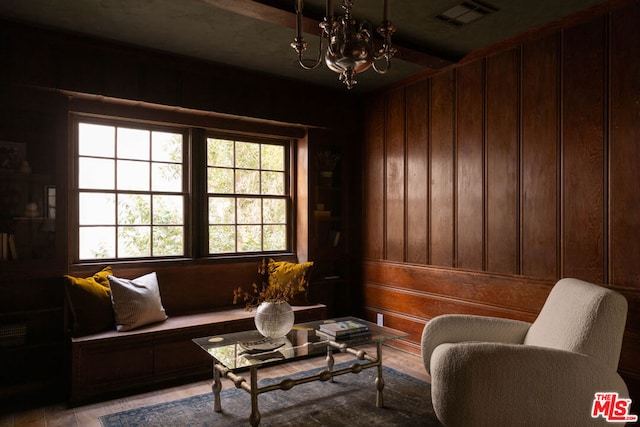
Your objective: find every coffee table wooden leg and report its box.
[249,366,261,427]
[213,362,222,412]
[375,341,385,408]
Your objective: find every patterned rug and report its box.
[99,362,441,426]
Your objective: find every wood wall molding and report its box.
[363,260,552,322]
[361,260,640,389]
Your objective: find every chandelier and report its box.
[291,0,397,89]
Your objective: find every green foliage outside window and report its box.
[77,122,185,260]
[207,137,289,254]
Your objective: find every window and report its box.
[76,120,186,260]
[73,117,293,262]
[207,136,289,254]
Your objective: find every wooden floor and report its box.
[0,345,429,427]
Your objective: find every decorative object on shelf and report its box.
[314,203,331,217]
[24,202,38,218]
[0,141,25,170]
[253,301,295,338]
[18,160,31,174]
[317,150,340,185]
[291,0,397,89]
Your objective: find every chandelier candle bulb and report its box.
[296,0,303,40]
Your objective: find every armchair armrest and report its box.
[421,314,531,375]
[430,342,630,427]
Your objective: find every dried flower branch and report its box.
[233,259,309,312]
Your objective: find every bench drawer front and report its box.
[72,336,154,397]
[154,325,223,374]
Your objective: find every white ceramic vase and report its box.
[254,301,295,338]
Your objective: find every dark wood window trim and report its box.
[68,98,306,267]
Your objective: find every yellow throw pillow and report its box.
[267,259,314,305]
[64,266,115,337]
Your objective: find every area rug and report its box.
[99,362,441,426]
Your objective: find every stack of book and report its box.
[317,320,371,342]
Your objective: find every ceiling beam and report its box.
[199,0,454,69]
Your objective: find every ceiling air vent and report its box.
[437,1,497,26]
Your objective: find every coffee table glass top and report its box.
[192,316,408,371]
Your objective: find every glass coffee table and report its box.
[193,316,408,426]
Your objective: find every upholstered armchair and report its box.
[421,278,630,427]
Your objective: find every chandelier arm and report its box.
[296,30,326,70]
[372,55,392,74]
[297,50,322,70]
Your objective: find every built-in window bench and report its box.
[66,257,325,406]
[69,304,326,406]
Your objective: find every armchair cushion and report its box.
[421,314,531,375]
[431,342,629,427]
[524,278,628,371]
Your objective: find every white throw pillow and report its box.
[108,272,168,331]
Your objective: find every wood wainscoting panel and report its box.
[385,87,406,262]
[520,34,560,280]
[361,260,554,353]
[609,3,640,287]
[362,260,552,354]
[405,80,430,265]
[561,17,607,282]
[455,60,485,271]
[363,260,552,316]
[485,48,520,275]
[361,260,640,400]
[363,95,385,260]
[429,70,456,267]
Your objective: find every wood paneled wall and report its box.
[361,1,640,393]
